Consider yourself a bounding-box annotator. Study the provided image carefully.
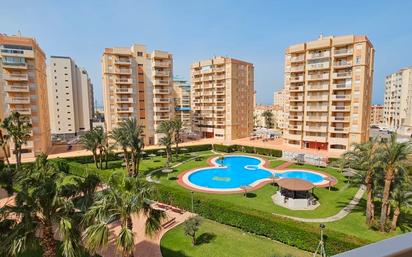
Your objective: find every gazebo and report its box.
[272,178,318,210]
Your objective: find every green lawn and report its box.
[161,219,312,257]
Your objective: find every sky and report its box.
[1,0,411,106]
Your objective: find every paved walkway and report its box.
[273,161,292,170]
[273,185,366,223]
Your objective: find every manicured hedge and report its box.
[154,184,368,256]
[213,144,282,157]
[212,144,236,153]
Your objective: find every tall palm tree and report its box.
[80,127,102,169]
[379,134,411,232]
[0,154,82,257]
[172,119,183,158]
[342,138,381,226]
[82,174,165,257]
[124,118,145,177]
[157,121,174,168]
[93,127,106,170]
[111,126,131,174]
[261,110,274,129]
[390,183,412,231]
[0,127,10,167]
[1,112,32,169]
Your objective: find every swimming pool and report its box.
[179,155,335,193]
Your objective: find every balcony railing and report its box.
[332,95,351,101]
[307,73,329,80]
[332,106,351,112]
[3,74,29,81]
[6,97,30,104]
[334,48,353,56]
[116,88,133,94]
[333,72,352,79]
[117,107,134,113]
[115,78,132,84]
[290,55,305,62]
[4,85,30,92]
[307,51,330,59]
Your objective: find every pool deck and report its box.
[177,155,337,194]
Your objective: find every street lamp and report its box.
[313,223,327,257]
[191,191,194,213]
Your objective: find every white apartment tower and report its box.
[47,56,94,139]
[384,67,412,135]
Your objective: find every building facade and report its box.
[191,56,254,140]
[273,89,287,131]
[254,105,282,129]
[283,35,374,151]
[173,78,191,130]
[0,34,51,159]
[47,56,94,140]
[383,67,412,135]
[101,44,173,145]
[370,104,384,126]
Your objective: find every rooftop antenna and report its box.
[319,33,323,40]
[17,30,22,37]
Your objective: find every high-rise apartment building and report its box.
[102,44,173,145]
[0,34,51,159]
[47,56,94,139]
[173,78,191,130]
[191,56,254,140]
[284,35,374,151]
[383,67,412,135]
[273,89,287,131]
[370,104,384,126]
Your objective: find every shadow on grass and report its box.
[244,192,257,198]
[169,176,178,181]
[160,247,189,257]
[196,232,217,245]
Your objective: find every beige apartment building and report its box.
[102,44,173,145]
[370,104,384,126]
[284,35,374,151]
[273,89,287,131]
[383,67,412,135]
[0,34,51,159]
[47,56,94,140]
[173,78,191,130]
[191,56,254,140]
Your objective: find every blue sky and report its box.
[1,0,411,106]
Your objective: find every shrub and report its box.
[212,144,235,153]
[153,185,368,256]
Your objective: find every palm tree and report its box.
[378,134,411,232]
[111,126,131,174]
[172,119,183,158]
[0,127,10,167]
[1,112,32,169]
[0,154,82,257]
[157,121,174,168]
[124,118,145,177]
[390,183,412,231]
[261,110,274,129]
[82,174,165,257]
[80,127,104,169]
[342,138,381,226]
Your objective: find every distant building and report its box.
[254,105,282,129]
[191,56,254,140]
[284,34,374,152]
[47,56,94,140]
[273,89,287,131]
[370,105,384,126]
[173,78,191,130]
[101,44,174,145]
[0,33,51,159]
[384,67,412,135]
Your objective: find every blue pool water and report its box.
[187,156,325,189]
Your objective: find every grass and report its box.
[160,219,312,257]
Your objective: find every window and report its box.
[355,56,361,64]
[137,52,143,57]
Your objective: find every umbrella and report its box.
[162,168,174,178]
[181,148,188,151]
[240,185,252,197]
[148,153,156,158]
[141,151,146,155]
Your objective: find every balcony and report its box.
[216,91,225,95]
[153,79,170,85]
[307,62,329,70]
[306,115,328,122]
[329,127,349,133]
[117,117,130,123]
[290,55,305,62]
[290,76,304,82]
[115,88,133,94]
[332,95,351,101]
[306,105,328,112]
[285,133,302,141]
[332,106,351,112]
[192,70,201,75]
[332,83,352,90]
[154,115,170,121]
[153,98,170,104]
[214,67,225,72]
[307,73,329,81]
[305,126,327,132]
[7,108,31,115]
[6,96,31,104]
[290,86,304,92]
[202,76,213,82]
[153,61,170,68]
[290,96,304,102]
[333,72,352,79]
[2,61,28,70]
[115,69,132,75]
[154,88,170,94]
[334,48,353,56]
[306,95,329,101]
[303,135,328,143]
[334,61,352,68]
[289,125,302,130]
[3,73,29,81]
[216,106,225,111]
[289,106,303,111]
[331,116,350,122]
[4,85,30,92]
[307,84,329,91]
[290,65,304,72]
[117,107,134,113]
[154,107,170,112]
[114,59,131,65]
[1,48,34,58]
[115,78,132,84]
[289,115,303,121]
[154,70,170,76]
[215,75,225,80]
[307,51,330,60]
[116,98,133,103]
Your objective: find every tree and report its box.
[1,112,32,169]
[111,126,131,174]
[0,154,82,257]
[0,126,10,167]
[378,134,411,232]
[261,110,274,129]
[390,183,412,231]
[184,216,202,246]
[157,121,174,168]
[82,174,165,257]
[80,128,100,169]
[342,138,381,226]
[172,119,183,158]
[124,119,145,177]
